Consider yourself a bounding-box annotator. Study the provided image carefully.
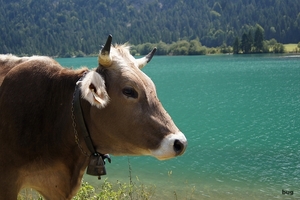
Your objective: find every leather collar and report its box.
[72,71,111,179]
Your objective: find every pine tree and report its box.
[247,30,253,52]
[233,37,240,54]
[241,33,251,54]
[254,26,264,52]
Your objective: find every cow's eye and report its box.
[122,87,138,99]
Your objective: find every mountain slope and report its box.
[0,0,299,56]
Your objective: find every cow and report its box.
[0,35,187,199]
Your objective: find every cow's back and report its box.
[0,54,18,86]
[0,55,58,86]
[0,55,89,199]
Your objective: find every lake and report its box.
[56,54,300,199]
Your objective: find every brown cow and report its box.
[0,35,187,199]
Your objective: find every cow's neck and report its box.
[71,76,110,179]
[72,82,97,156]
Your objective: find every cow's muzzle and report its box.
[150,132,187,160]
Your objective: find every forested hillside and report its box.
[1,0,299,56]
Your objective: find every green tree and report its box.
[268,38,277,52]
[212,2,222,14]
[139,43,155,55]
[296,42,300,53]
[188,38,206,55]
[170,40,190,55]
[1,0,300,56]
[233,36,240,54]
[156,41,169,55]
[241,33,251,54]
[247,30,253,52]
[254,25,264,52]
[220,43,231,54]
[262,41,270,53]
[273,43,285,53]
[269,38,278,46]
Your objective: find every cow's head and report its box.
[80,35,187,160]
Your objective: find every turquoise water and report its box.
[56,54,300,199]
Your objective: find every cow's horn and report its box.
[137,47,157,69]
[98,35,113,67]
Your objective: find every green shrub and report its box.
[18,178,155,200]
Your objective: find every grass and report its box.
[18,179,156,200]
[17,159,197,200]
[283,43,299,53]
[18,158,156,200]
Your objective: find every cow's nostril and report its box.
[173,139,184,155]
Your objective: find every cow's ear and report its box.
[78,71,109,109]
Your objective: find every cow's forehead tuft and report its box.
[108,45,139,70]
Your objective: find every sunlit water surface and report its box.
[57,54,300,199]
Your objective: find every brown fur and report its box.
[0,46,186,199]
[0,56,89,199]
